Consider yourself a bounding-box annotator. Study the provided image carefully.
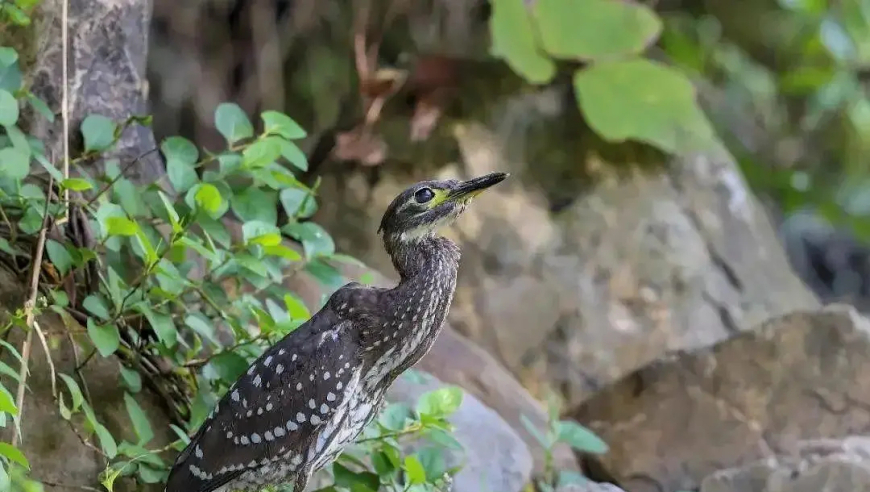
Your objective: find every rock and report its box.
[558,482,628,492]
[701,437,870,492]
[571,305,870,492]
[386,372,533,492]
[311,118,819,410]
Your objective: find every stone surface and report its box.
[701,437,870,492]
[311,119,820,409]
[558,482,628,492]
[386,372,533,492]
[572,305,870,492]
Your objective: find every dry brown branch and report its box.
[12,177,55,447]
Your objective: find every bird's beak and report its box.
[447,172,509,202]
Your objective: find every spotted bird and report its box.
[165,172,509,492]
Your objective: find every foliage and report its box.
[521,394,609,492]
[0,0,38,27]
[488,0,720,154]
[0,43,464,492]
[658,0,870,239]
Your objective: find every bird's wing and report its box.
[165,307,365,492]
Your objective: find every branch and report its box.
[12,177,55,447]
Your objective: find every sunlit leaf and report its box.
[416,386,463,418]
[403,455,426,485]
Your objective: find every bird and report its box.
[165,171,509,492]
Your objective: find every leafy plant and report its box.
[521,394,609,492]
[0,43,464,492]
[488,0,720,154]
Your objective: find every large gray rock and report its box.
[572,305,870,492]
[558,483,628,492]
[701,437,870,492]
[386,372,533,492]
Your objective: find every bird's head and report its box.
[377,172,509,245]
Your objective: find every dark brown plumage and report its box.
[165,172,508,492]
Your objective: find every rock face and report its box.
[386,372,533,492]
[312,119,819,409]
[701,437,870,492]
[572,305,870,492]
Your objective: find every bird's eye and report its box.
[414,187,435,204]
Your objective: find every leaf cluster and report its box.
[0,42,464,492]
[489,0,720,154]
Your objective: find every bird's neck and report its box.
[384,233,460,280]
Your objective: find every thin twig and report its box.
[84,147,160,208]
[12,177,54,447]
[33,320,56,397]
[60,0,70,224]
[39,478,101,492]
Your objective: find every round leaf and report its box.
[0,48,22,92]
[242,220,282,246]
[490,0,556,84]
[80,114,117,152]
[573,59,718,153]
[161,136,199,193]
[242,136,282,169]
[0,89,19,126]
[415,386,463,418]
[215,103,254,145]
[278,139,309,171]
[261,110,306,139]
[533,0,662,61]
[45,239,73,276]
[191,183,225,217]
[0,147,29,180]
[283,222,334,258]
[280,188,317,219]
[87,319,120,357]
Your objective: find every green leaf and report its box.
[27,92,54,122]
[192,183,224,216]
[215,103,254,144]
[105,216,140,236]
[0,48,22,92]
[0,443,29,469]
[278,139,309,171]
[283,294,311,321]
[0,89,18,126]
[94,423,118,459]
[83,294,111,320]
[138,305,178,348]
[80,114,117,152]
[333,463,380,491]
[124,393,155,445]
[283,222,334,258]
[58,373,84,412]
[489,0,556,84]
[280,188,317,219]
[231,187,278,225]
[119,365,142,393]
[418,447,447,481]
[185,314,219,346]
[162,136,199,193]
[573,59,718,153]
[87,318,120,357]
[242,220,282,246]
[0,388,17,415]
[45,239,73,275]
[261,111,306,139]
[416,386,463,418]
[263,244,302,261]
[0,147,29,180]
[242,136,283,169]
[208,352,249,383]
[61,177,93,191]
[403,455,426,485]
[556,420,609,454]
[532,0,662,61]
[379,402,412,431]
